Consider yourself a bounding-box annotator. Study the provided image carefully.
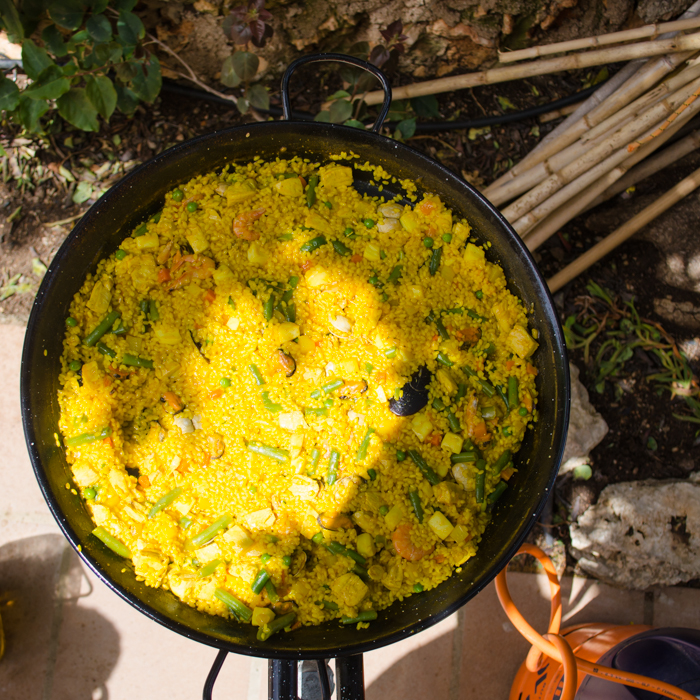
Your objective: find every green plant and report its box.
[564,281,700,431]
[0,0,161,133]
[220,0,273,114]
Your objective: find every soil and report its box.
[2,66,699,572]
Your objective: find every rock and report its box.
[559,363,608,475]
[570,473,700,589]
[653,297,700,330]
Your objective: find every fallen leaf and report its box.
[32,258,48,279]
[496,95,517,111]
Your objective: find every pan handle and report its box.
[280,53,392,133]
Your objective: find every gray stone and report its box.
[570,473,700,589]
[559,363,608,475]
[654,297,700,330]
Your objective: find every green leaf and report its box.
[131,55,161,103]
[117,10,144,45]
[42,25,68,58]
[328,90,350,100]
[87,0,109,12]
[0,0,24,42]
[115,84,138,115]
[114,60,138,81]
[396,117,416,139]
[87,14,112,42]
[24,64,70,101]
[71,29,89,43]
[18,96,50,132]
[48,0,85,31]
[328,98,353,123]
[21,39,54,81]
[0,74,20,112]
[220,55,241,87]
[73,180,93,203]
[314,110,330,123]
[343,119,365,129]
[246,83,269,111]
[86,74,117,119]
[61,62,78,76]
[411,95,440,119]
[112,0,136,10]
[496,95,517,111]
[232,51,258,81]
[57,88,99,131]
[236,96,249,114]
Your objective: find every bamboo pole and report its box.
[485,61,700,206]
[363,32,700,106]
[547,165,700,293]
[498,17,700,63]
[501,76,700,224]
[539,102,580,123]
[522,99,700,250]
[586,129,700,208]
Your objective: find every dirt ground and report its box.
[2,66,699,571]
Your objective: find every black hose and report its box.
[202,649,228,700]
[160,78,604,133]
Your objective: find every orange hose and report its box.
[495,545,697,700]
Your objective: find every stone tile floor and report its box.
[2,322,699,699]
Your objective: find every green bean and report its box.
[319,600,339,610]
[352,564,370,581]
[179,516,193,529]
[282,555,292,568]
[97,342,116,359]
[111,319,127,336]
[251,569,270,594]
[345,548,367,565]
[187,514,232,550]
[387,265,403,283]
[149,299,160,322]
[367,468,377,480]
[300,235,327,253]
[310,448,321,471]
[475,468,485,503]
[215,588,253,622]
[278,233,294,241]
[148,486,184,518]
[407,449,440,485]
[134,222,148,237]
[198,559,221,578]
[332,239,352,256]
[248,364,265,385]
[429,246,442,276]
[65,426,112,448]
[508,376,519,409]
[306,174,319,207]
[467,309,486,322]
[342,611,377,624]
[455,383,467,401]
[483,342,496,358]
[247,442,289,462]
[447,411,461,432]
[122,354,154,369]
[436,352,453,367]
[432,397,445,411]
[288,275,299,288]
[263,294,275,321]
[262,391,283,412]
[488,480,508,505]
[265,578,279,602]
[450,451,478,464]
[496,385,509,411]
[139,299,150,317]
[323,379,344,394]
[257,611,296,641]
[481,405,497,420]
[84,310,121,347]
[92,527,131,558]
[408,490,423,523]
[384,347,397,359]
[492,449,512,473]
[327,449,340,485]
[306,407,329,417]
[355,427,374,462]
[427,312,449,340]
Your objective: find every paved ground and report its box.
[3,322,700,700]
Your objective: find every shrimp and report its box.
[391,523,434,561]
[233,208,266,240]
[167,255,215,290]
[465,395,489,444]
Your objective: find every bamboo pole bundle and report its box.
[547,165,700,292]
[539,102,580,123]
[498,17,700,64]
[522,97,700,250]
[500,75,700,224]
[486,61,700,206]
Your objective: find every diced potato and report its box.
[225,179,257,203]
[442,264,455,282]
[279,412,306,432]
[195,543,220,563]
[339,358,359,375]
[433,481,467,507]
[452,221,471,245]
[352,511,378,535]
[399,210,419,232]
[274,177,303,196]
[252,606,276,627]
[436,368,457,394]
[331,572,368,607]
[296,336,315,354]
[452,464,474,491]
[464,243,486,266]
[306,267,330,288]
[247,241,268,264]
[408,284,423,299]
[434,459,450,478]
[507,324,539,359]
[154,324,181,345]
[363,242,381,262]
[223,524,254,549]
[136,231,159,250]
[486,262,506,286]
[213,264,234,284]
[428,511,454,540]
[356,532,376,559]
[226,317,240,331]
[434,210,452,234]
[320,164,353,189]
[274,322,299,344]
[72,463,98,488]
[411,413,433,442]
[187,229,209,254]
[305,210,331,233]
[448,524,471,543]
[441,432,464,454]
[126,334,143,354]
[87,279,112,315]
[492,300,518,335]
[378,203,403,218]
[131,254,157,292]
[384,504,403,530]
[156,358,180,380]
[375,385,387,403]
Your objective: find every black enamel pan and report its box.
[21,54,569,699]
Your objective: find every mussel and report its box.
[339,380,368,399]
[388,366,431,416]
[317,512,354,531]
[276,349,296,377]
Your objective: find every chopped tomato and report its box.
[505,360,515,371]
[501,467,516,481]
[429,432,442,447]
[350,254,363,263]
[138,474,151,489]
[418,200,436,215]
[102,376,112,387]
[522,390,533,413]
[434,554,445,564]
[203,289,216,304]
[526,363,539,376]
[209,388,224,400]
[301,261,314,272]
[375,370,388,382]
[103,436,114,448]
[157,268,171,284]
